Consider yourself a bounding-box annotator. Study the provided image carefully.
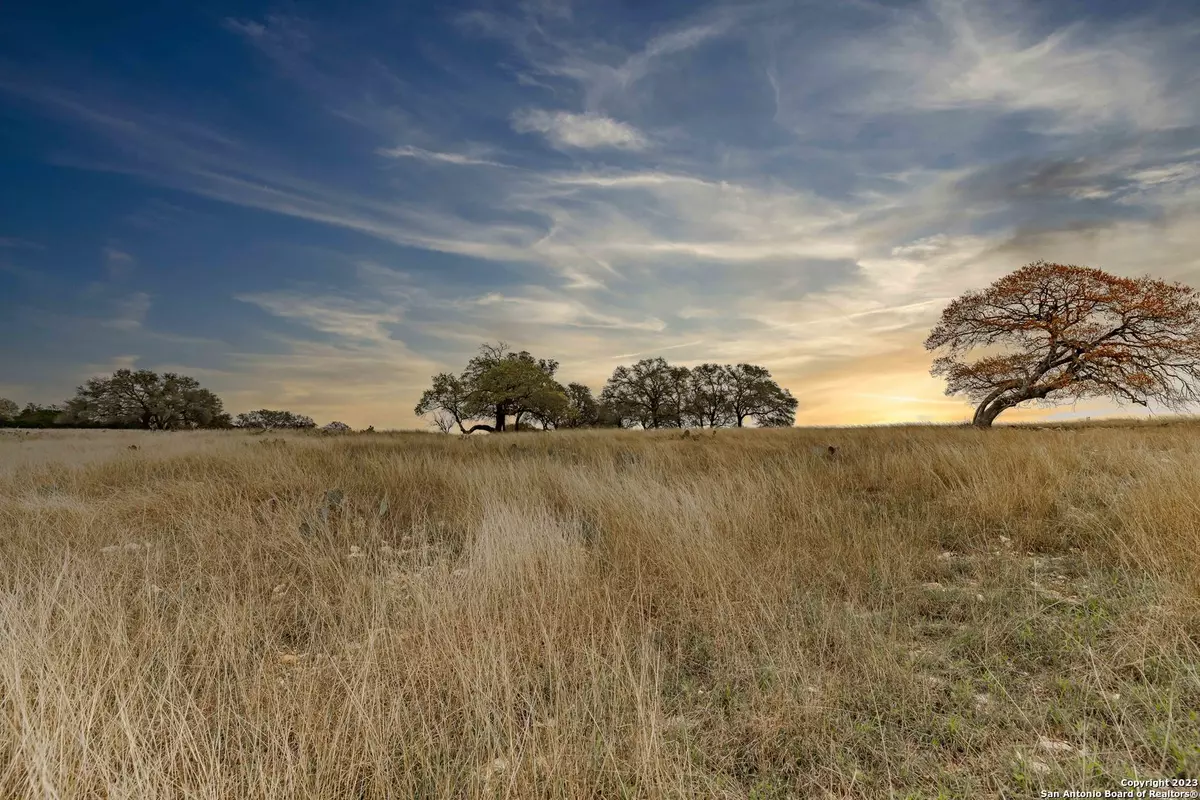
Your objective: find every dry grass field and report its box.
[1,423,1197,798]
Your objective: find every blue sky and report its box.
[1,0,1198,428]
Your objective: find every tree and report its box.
[559,382,601,428]
[234,409,316,430]
[414,342,567,433]
[926,261,1200,427]
[725,364,798,427]
[472,355,566,431]
[429,410,457,434]
[64,369,228,430]
[600,357,680,429]
[687,363,735,428]
[415,373,481,432]
[0,398,17,421]
[663,365,692,428]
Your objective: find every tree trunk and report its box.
[494,405,505,432]
[462,424,496,434]
[972,400,1011,427]
[736,415,745,428]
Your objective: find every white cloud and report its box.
[235,292,403,343]
[223,18,267,38]
[467,292,666,331]
[377,145,508,167]
[511,109,647,150]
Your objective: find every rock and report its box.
[1038,736,1077,754]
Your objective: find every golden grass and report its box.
[0,425,1197,798]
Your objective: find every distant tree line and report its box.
[414,342,798,432]
[0,370,329,431]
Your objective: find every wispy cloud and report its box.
[235,293,403,343]
[608,340,706,361]
[103,246,135,280]
[103,292,152,331]
[842,0,1196,133]
[0,237,45,250]
[511,109,647,150]
[377,144,509,167]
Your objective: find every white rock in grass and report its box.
[1038,736,1077,754]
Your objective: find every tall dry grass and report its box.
[0,424,1197,798]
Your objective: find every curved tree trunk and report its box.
[973,398,1017,427]
[461,423,496,435]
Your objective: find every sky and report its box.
[1,0,1198,429]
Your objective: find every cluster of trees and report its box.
[233,409,316,430]
[1,370,360,432]
[59,370,230,430]
[1,370,289,431]
[0,400,77,428]
[1,372,230,430]
[414,343,798,433]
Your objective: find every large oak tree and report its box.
[599,357,682,429]
[724,364,798,428]
[415,343,569,433]
[926,261,1200,427]
[64,369,229,429]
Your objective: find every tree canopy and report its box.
[63,369,230,430]
[598,359,796,429]
[599,357,687,429]
[723,364,799,428]
[0,398,17,421]
[415,342,573,433]
[926,261,1200,426]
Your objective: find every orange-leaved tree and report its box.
[925,261,1200,427]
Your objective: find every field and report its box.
[1,424,1198,798]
